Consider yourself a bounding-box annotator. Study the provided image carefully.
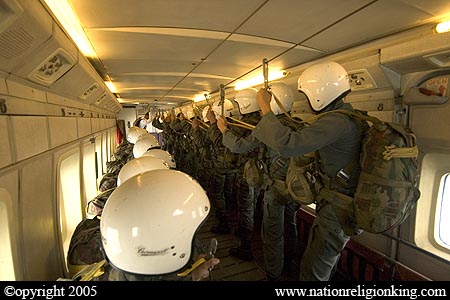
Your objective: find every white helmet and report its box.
[298,61,350,112]
[184,106,195,120]
[235,88,258,114]
[133,134,160,158]
[117,156,170,186]
[211,99,237,117]
[142,149,176,168]
[127,126,148,144]
[269,82,294,115]
[101,169,210,275]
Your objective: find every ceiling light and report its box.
[194,94,209,102]
[436,20,450,34]
[44,0,97,57]
[234,70,286,90]
[105,81,117,93]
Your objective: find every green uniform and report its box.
[222,114,299,280]
[252,100,362,281]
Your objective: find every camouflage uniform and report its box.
[223,112,262,260]
[170,118,192,173]
[191,122,214,192]
[207,122,238,234]
[252,100,362,281]
[152,117,176,155]
[222,114,300,280]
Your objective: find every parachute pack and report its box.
[286,109,420,234]
[67,217,104,278]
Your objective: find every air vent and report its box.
[423,50,450,68]
[79,82,100,100]
[0,27,33,60]
[95,93,107,105]
[0,0,23,33]
[28,48,74,84]
[348,69,376,91]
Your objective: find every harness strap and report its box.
[318,187,353,211]
[72,259,107,281]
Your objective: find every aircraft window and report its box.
[415,152,450,261]
[0,193,15,280]
[58,149,82,273]
[95,136,102,186]
[104,130,109,163]
[435,173,450,249]
[102,133,107,174]
[110,128,116,158]
[83,142,97,212]
[108,132,112,159]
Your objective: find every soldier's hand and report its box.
[217,116,228,133]
[256,88,272,115]
[206,108,217,124]
[191,255,220,281]
[191,118,199,129]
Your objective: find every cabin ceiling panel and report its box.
[58,0,450,106]
[267,47,325,71]
[111,73,190,102]
[85,29,220,61]
[302,0,435,52]
[176,75,226,96]
[236,0,373,44]
[194,39,293,77]
[403,0,450,16]
[101,59,194,75]
[111,73,182,90]
[71,0,265,32]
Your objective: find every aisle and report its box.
[196,214,267,281]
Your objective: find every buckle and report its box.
[306,170,317,184]
[256,160,264,170]
[275,157,287,167]
[336,169,350,182]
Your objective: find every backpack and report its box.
[67,217,104,278]
[287,109,420,234]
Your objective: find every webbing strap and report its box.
[318,188,353,211]
[72,260,107,281]
[383,145,419,160]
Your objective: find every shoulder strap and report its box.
[302,109,381,125]
[312,109,367,188]
[269,90,303,125]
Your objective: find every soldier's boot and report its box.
[210,221,230,234]
[211,214,231,234]
[229,240,253,261]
